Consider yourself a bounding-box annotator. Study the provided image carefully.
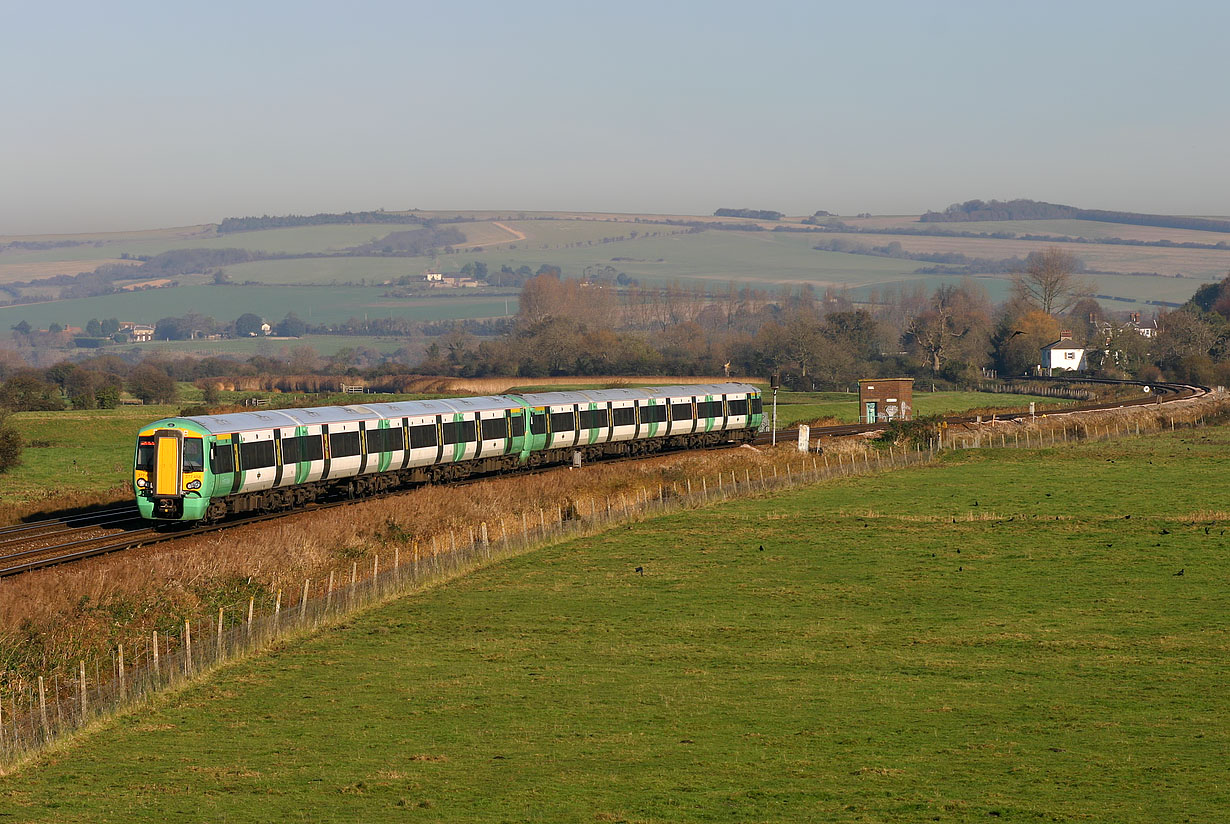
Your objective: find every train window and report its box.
[136,440,155,471]
[211,442,234,474]
[409,424,437,449]
[481,417,508,441]
[509,413,526,437]
[642,403,667,423]
[239,439,276,469]
[442,420,476,445]
[530,412,547,435]
[611,406,636,427]
[749,396,763,415]
[181,438,204,472]
[366,428,397,453]
[670,402,693,421]
[282,435,323,463]
[329,431,361,458]
[698,400,723,418]
[728,398,749,417]
[550,411,575,432]
[578,408,609,429]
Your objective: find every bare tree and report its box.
[1016,247,1089,315]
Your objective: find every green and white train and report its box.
[133,383,764,523]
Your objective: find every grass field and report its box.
[3,427,1226,821]
[121,333,426,358]
[2,213,1220,322]
[0,285,516,331]
[773,390,1076,425]
[0,406,178,507]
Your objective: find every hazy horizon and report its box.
[4,1,1229,235]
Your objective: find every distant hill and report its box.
[922,199,1230,234]
[217,210,434,234]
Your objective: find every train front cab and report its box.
[134,421,213,522]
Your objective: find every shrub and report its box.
[872,414,942,448]
[0,413,21,473]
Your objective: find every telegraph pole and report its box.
[770,372,780,446]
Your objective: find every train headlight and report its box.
[136,478,147,488]
[185,480,202,490]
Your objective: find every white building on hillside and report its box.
[1040,332,1087,375]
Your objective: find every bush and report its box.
[0,413,21,473]
[872,414,942,448]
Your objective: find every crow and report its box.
[1174,569,1184,577]
[635,566,644,576]
[1160,528,1171,535]
[758,545,764,551]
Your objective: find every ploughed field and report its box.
[4,426,1227,822]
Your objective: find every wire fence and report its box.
[2,390,1225,769]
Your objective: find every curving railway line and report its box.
[0,378,1212,579]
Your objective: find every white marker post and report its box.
[797,424,809,453]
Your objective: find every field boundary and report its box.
[2,390,1226,771]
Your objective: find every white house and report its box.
[1040,332,1087,374]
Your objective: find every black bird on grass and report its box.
[1174,569,1185,577]
[758,545,764,552]
[635,566,644,576]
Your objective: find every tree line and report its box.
[922,199,1230,234]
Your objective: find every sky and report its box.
[3,0,1229,234]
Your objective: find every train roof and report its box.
[170,383,760,434]
[518,382,758,407]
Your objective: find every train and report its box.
[133,383,764,523]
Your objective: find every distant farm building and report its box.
[120,322,155,342]
[1040,332,1087,374]
[859,378,913,423]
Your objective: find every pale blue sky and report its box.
[3,0,1227,233]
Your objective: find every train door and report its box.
[152,429,183,498]
[865,401,877,423]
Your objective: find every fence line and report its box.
[2,392,1225,769]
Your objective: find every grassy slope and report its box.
[4,428,1227,822]
[0,285,516,330]
[773,390,1074,425]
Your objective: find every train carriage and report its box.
[134,383,763,523]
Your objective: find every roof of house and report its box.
[1041,338,1086,351]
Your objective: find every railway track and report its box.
[0,378,1211,579]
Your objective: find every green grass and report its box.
[4,427,1227,821]
[0,284,517,331]
[0,225,414,266]
[773,390,1075,425]
[2,406,178,504]
[122,333,427,358]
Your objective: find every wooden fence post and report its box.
[117,644,126,700]
[184,620,193,675]
[152,633,159,680]
[326,570,335,613]
[247,597,255,636]
[300,579,310,621]
[217,607,224,659]
[38,676,48,740]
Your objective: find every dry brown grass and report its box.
[0,485,130,526]
[0,441,799,685]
